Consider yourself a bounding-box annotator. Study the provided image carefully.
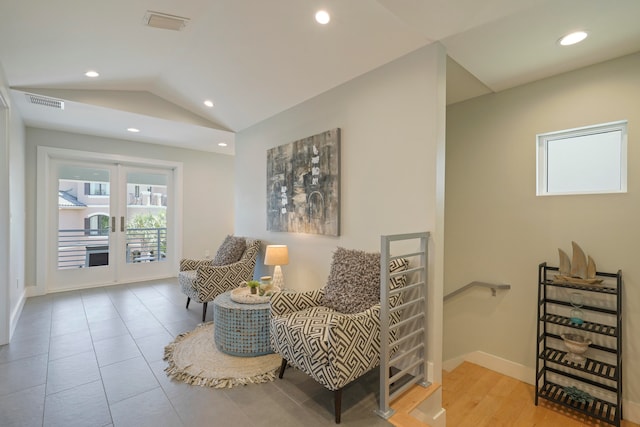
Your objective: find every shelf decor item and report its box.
[563,386,594,404]
[554,242,603,286]
[561,333,591,363]
[569,292,584,325]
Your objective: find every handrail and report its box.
[444,281,510,301]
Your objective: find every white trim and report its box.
[41,273,178,294]
[536,120,628,196]
[444,350,534,384]
[0,94,9,344]
[37,146,183,294]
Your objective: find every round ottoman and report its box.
[213,291,272,357]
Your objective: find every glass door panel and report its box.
[50,161,117,291]
[57,165,111,269]
[118,166,174,282]
[125,171,168,264]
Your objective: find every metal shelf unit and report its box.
[536,263,623,426]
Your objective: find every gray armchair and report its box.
[179,236,260,321]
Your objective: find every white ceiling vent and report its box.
[143,11,190,31]
[25,93,64,110]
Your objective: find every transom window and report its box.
[536,121,627,196]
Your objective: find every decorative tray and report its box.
[230,286,281,304]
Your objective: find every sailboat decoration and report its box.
[554,241,603,285]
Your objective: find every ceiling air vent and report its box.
[143,11,190,31]
[25,93,64,110]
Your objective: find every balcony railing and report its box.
[58,227,167,269]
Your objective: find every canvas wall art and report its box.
[267,128,340,236]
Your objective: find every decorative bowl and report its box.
[561,333,591,362]
[230,286,281,304]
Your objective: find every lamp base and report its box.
[273,265,285,289]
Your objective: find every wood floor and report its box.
[443,362,638,427]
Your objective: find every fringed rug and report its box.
[163,322,282,388]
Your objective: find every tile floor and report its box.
[0,278,391,427]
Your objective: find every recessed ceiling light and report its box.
[85,70,100,78]
[127,128,140,133]
[315,10,330,25]
[559,31,588,46]
[204,100,214,108]
[218,142,228,147]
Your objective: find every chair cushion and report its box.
[271,306,338,365]
[211,235,247,266]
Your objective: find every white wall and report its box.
[24,128,236,289]
[234,42,446,410]
[0,61,27,344]
[445,52,640,414]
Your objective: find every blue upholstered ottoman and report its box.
[213,291,272,357]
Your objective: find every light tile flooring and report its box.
[0,278,390,427]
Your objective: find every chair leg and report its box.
[334,388,343,424]
[202,302,208,322]
[278,358,288,379]
[185,297,190,309]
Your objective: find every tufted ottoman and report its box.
[213,291,272,357]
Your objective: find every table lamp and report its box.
[264,245,289,289]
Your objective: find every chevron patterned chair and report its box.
[179,236,260,322]
[270,247,408,424]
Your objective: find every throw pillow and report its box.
[211,235,247,266]
[321,247,408,314]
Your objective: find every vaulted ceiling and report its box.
[1,0,639,153]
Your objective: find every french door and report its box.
[40,149,180,293]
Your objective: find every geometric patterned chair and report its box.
[179,236,260,322]
[270,248,408,423]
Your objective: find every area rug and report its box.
[163,322,282,388]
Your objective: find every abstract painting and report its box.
[267,128,340,236]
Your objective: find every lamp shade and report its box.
[264,245,289,266]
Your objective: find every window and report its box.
[536,121,627,196]
[85,214,110,236]
[84,182,109,196]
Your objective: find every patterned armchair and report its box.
[179,237,260,321]
[270,248,408,424]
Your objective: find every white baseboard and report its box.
[28,274,176,296]
[443,351,640,424]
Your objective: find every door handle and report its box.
[120,216,125,232]
[111,216,116,233]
